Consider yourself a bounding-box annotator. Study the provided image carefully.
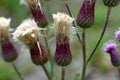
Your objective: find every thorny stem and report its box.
[42,65,52,80]
[41,30,53,78]
[81,28,87,80]
[87,7,112,64]
[12,62,24,80]
[62,67,65,80]
[65,0,82,44]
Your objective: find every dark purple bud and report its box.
[1,38,18,62]
[76,0,96,28]
[55,36,72,66]
[30,4,48,27]
[103,0,120,7]
[30,42,48,65]
[109,49,120,67]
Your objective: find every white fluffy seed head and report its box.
[0,17,11,40]
[52,12,74,38]
[13,19,39,45]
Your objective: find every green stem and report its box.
[81,28,87,80]
[81,62,87,80]
[42,30,53,78]
[65,0,82,44]
[42,65,52,80]
[82,28,86,63]
[12,62,24,80]
[62,67,65,80]
[87,7,112,64]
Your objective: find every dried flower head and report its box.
[103,41,117,53]
[114,28,120,41]
[53,12,73,66]
[52,12,74,38]
[0,17,11,40]
[13,19,39,46]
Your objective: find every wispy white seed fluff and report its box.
[20,0,40,7]
[52,12,74,37]
[13,19,39,45]
[0,17,11,40]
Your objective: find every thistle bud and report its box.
[22,0,48,27]
[30,42,48,65]
[1,38,18,62]
[52,12,74,66]
[0,17,18,62]
[76,0,96,28]
[103,41,120,67]
[103,0,120,7]
[13,19,48,65]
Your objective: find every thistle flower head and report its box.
[52,12,74,38]
[0,17,11,40]
[76,0,96,28]
[13,19,39,46]
[114,28,120,41]
[103,41,117,53]
[21,0,48,27]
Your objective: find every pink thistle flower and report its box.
[103,41,116,53]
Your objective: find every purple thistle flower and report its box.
[103,41,116,53]
[1,38,18,62]
[115,29,120,41]
[103,0,120,7]
[103,41,120,67]
[30,42,48,65]
[76,0,96,28]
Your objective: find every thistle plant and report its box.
[1,0,120,80]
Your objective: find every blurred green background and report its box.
[0,0,120,80]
